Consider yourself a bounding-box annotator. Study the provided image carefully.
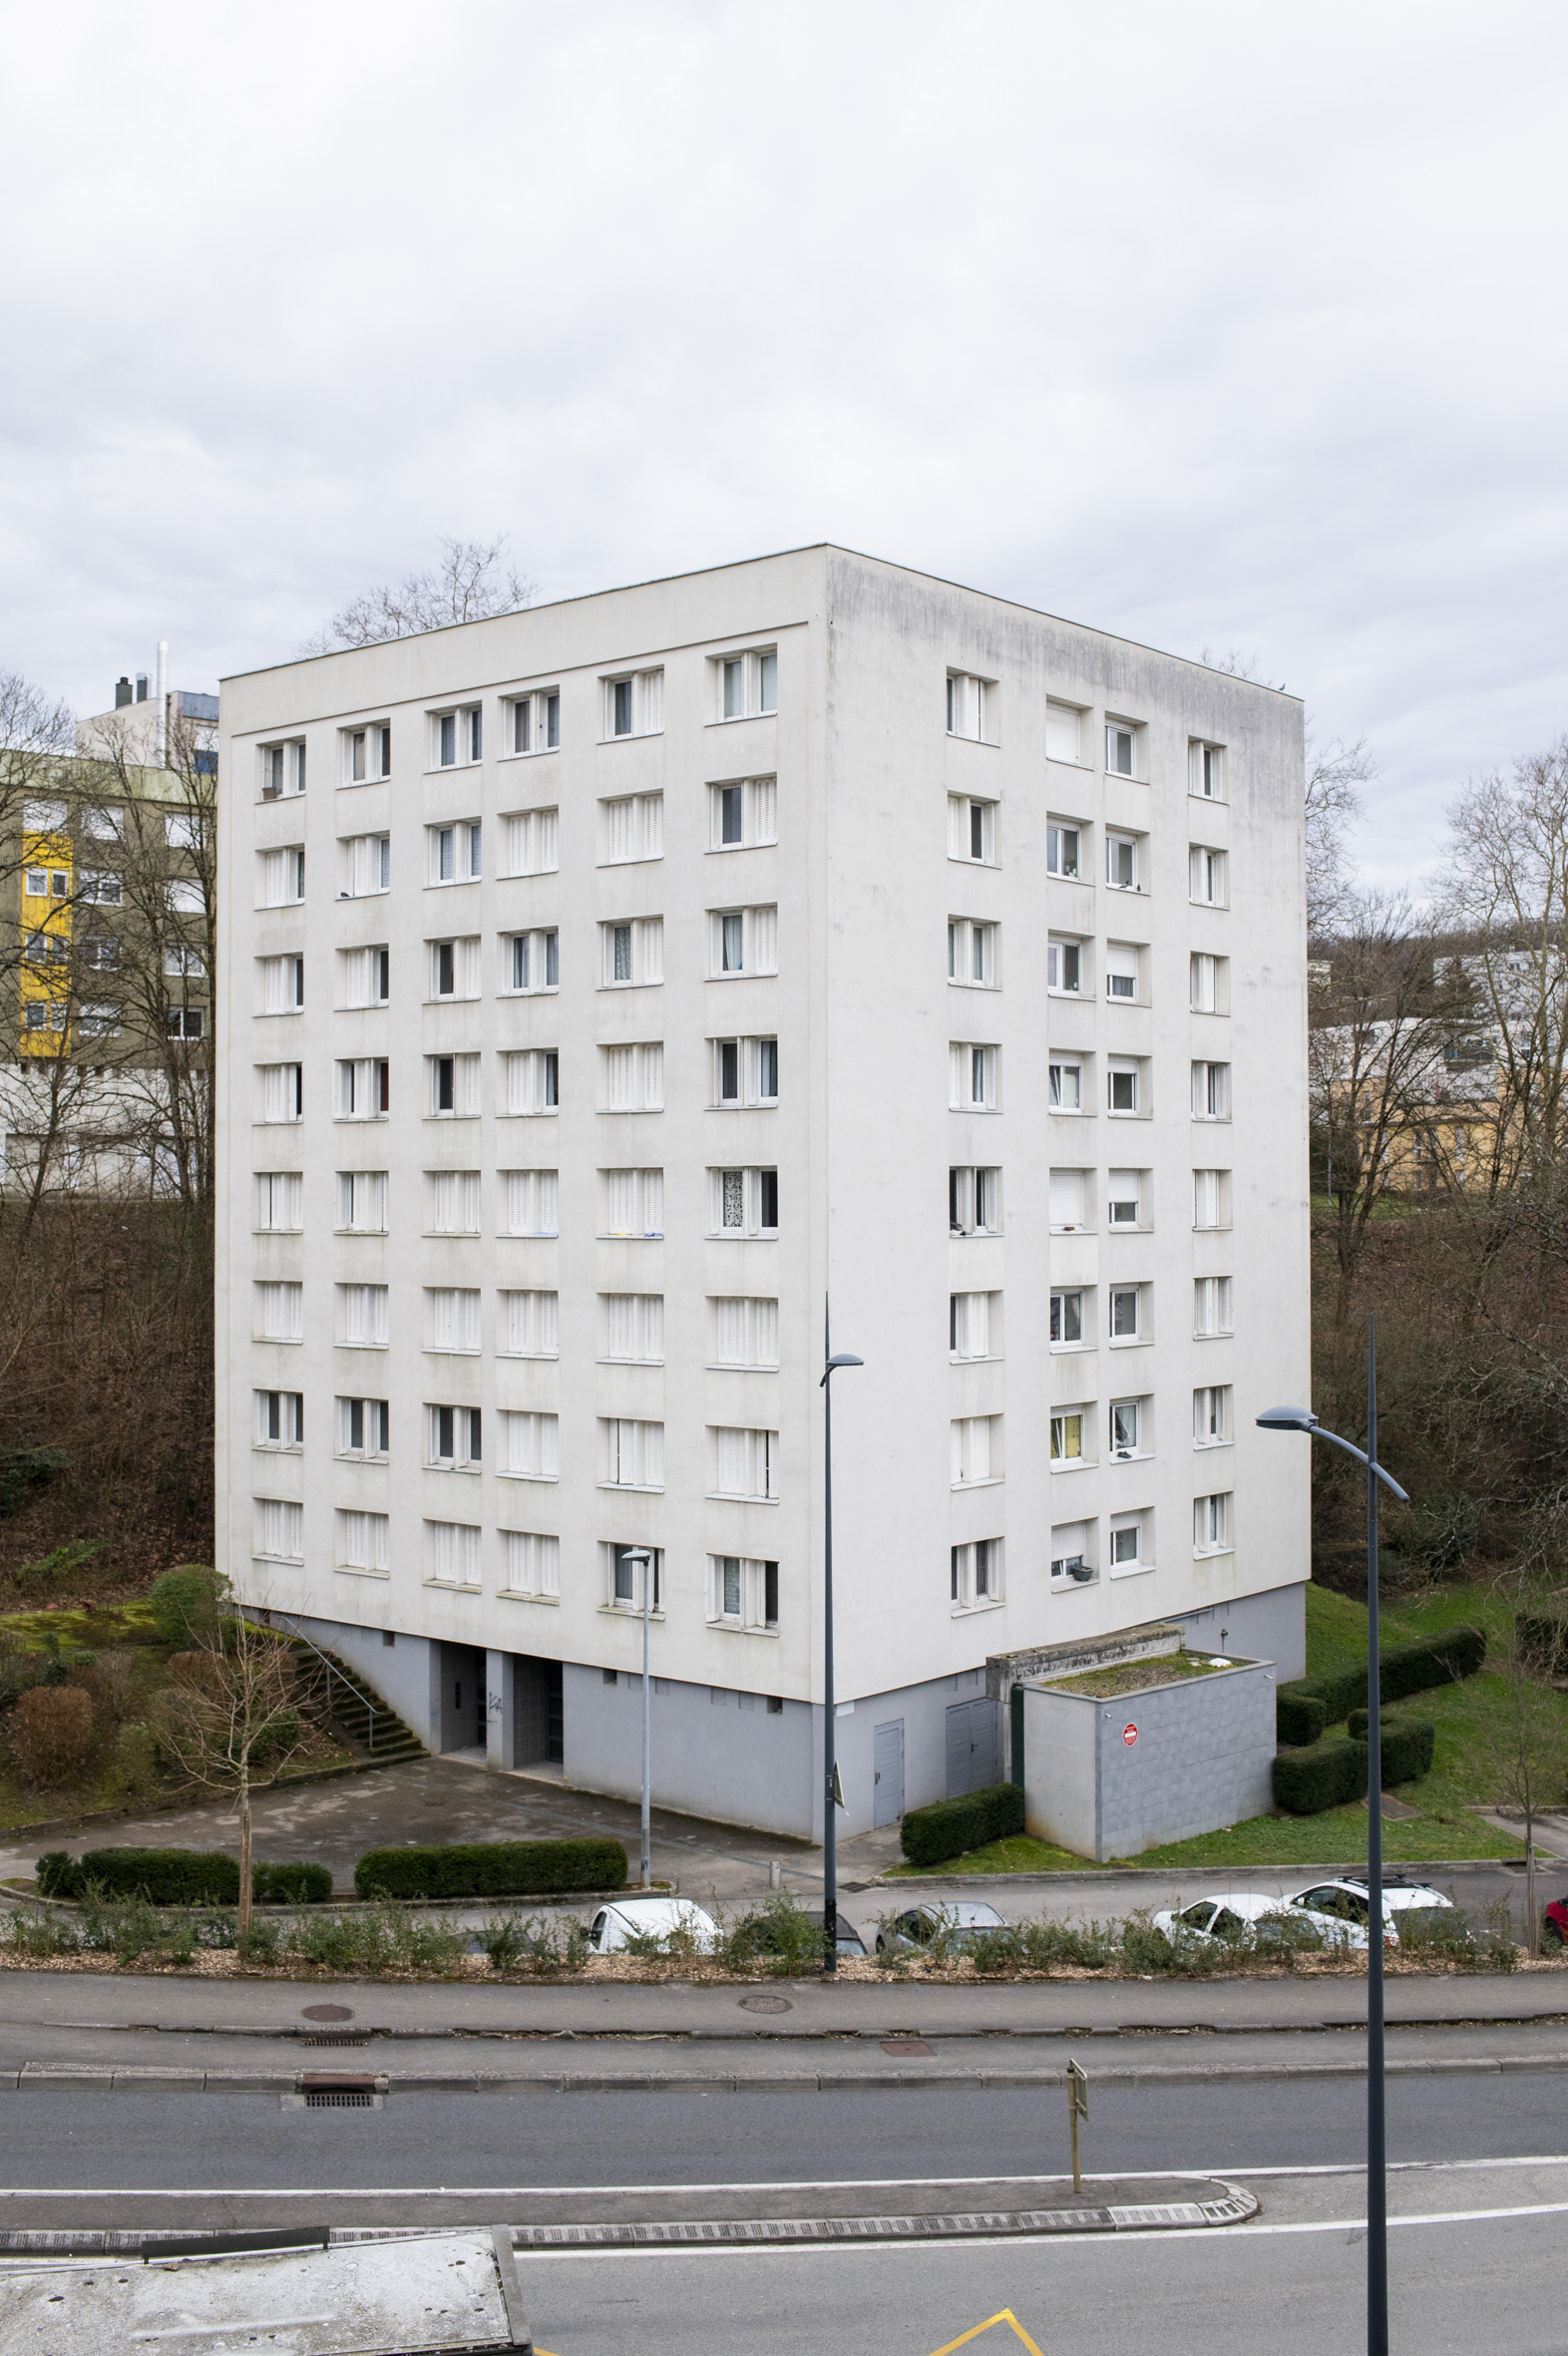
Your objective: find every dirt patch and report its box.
[1042,1655,1237,1700]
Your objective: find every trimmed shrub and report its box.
[1273,1738,1370,1815]
[75,1848,240,1905]
[9,1685,94,1788]
[35,1850,84,1898]
[253,1861,333,1904]
[1302,1625,1486,1726]
[1517,1615,1568,1677]
[1347,1711,1437,1784]
[1276,1685,1328,1746]
[353,1837,627,1900]
[148,1566,227,1650]
[899,1781,1026,1869]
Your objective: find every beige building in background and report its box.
[215,546,1310,1839]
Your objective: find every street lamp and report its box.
[1259,1317,1408,2356]
[820,1312,863,1975]
[620,1547,654,1888]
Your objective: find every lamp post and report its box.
[820,1308,863,1975]
[1259,1317,1408,2356]
[620,1547,653,1889]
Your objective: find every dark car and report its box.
[1545,1895,1568,1948]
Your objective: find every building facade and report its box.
[216,547,1310,1839]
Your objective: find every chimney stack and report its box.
[135,673,149,702]
[114,677,133,709]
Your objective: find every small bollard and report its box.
[1067,2060,1088,2194]
[769,1859,781,1891]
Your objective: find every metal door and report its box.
[873,1719,905,1827]
[946,1697,998,1797]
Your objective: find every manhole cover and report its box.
[300,2004,355,2023]
[739,1995,792,2014]
[881,2040,933,2058]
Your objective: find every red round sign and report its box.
[1122,1723,1138,1747]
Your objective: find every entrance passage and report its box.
[514,1657,564,1767]
[439,1643,487,1753]
[945,1697,998,1797]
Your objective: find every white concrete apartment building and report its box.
[216,546,1311,1842]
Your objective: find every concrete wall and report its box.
[1176,1580,1306,1683]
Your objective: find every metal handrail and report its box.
[263,1612,380,1756]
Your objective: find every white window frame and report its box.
[1049,1288,1087,1350]
[946,671,995,743]
[707,1553,780,1632]
[422,1286,482,1354]
[337,945,389,1009]
[597,1040,664,1113]
[502,806,560,877]
[1190,952,1229,1013]
[598,1416,665,1492]
[1105,830,1143,893]
[335,1169,389,1233]
[430,705,483,770]
[950,1413,1001,1487]
[1047,1057,1084,1114]
[706,1295,779,1370]
[597,792,663,866]
[497,1289,561,1359]
[1047,1168,1088,1234]
[1194,1384,1233,1448]
[950,1042,997,1111]
[709,775,777,851]
[711,1034,778,1108]
[497,1410,560,1483]
[1105,720,1139,777]
[252,1389,304,1449]
[1190,844,1229,907]
[1190,740,1226,801]
[602,668,664,740]
[598,1293,665,1366]
[1194,1275,1235,1339]
[949,1290,997,1363]
[950,1165,1001,1236]
[709,905,778,978]
[253,1497,304,1563]
[1109,1509,1152,1577]
[1192,1060,1232,1121]
[604,1543,662,1615]
[1044,819,1082,879]
[1192,1168,1232,1230]
[506,689,561,758]
[950,1538,1004,1612]
[252,1171,303,1233]
[428,938,482,1001]
[948,918,997,989]
[1046,936,1083,996]
[341,723,391,785]
[1193,1491,1233,1556]
[255,1062,303,1124]
[427,820,483,887]
[257,954,304,1015]
[599,917,664,988]
[1108,1284,1147,1345]
[1105,942,1141,1003]
[335,1509,390,1576]
[598,1166,663,1239]
[1107,1168,1145,1229]
[259,741,307,801]
[1110,1395,1151,1460]
[714,647,779,722]
[1106,1058,1144,1117]
[501,1048,560,1117]
[947,793,997,865]
[500,1530,561,1600]
[709,1425,779,1504]
[1045,702,1084,765]
[421,1170,480,1236]
[256,846,306,908]
[425,1402,483,1472]
[1050,1521,1094,1587]
[252,1281,304,1344]
[1049,1407,1091,1472]
[709,1166,778,1238]
[501,1168,560,1237]
[502,929,560,995]
[337,835,388,899]
[333,1056,391,1122]
[335,1283,390,1350]
[423,1517,483,1588]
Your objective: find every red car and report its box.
[1545,1895,1568,1947]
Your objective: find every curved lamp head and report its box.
[821,1353,864,1384]
[1257,1404,1319,1432]
[620,1546,652,1565]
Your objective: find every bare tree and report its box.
[1470,1577,1568,1956]
[301,534,535,654]
[1306,732,1375,940]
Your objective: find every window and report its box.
[950,1042,997,1110]
[948,794,996,865]
[257,847,305,907]
[432,706,483,768]
[24,796,67,832]
[253,1281,303,1343]
[598,1041,664,1112]
[598,792,662,865]
[1106,943,1140,1002]
[253,1172,303,1232]
[424,1288,481,1353]
[1106,831,1142,892]
[334,1057,391,1119]
[1105,722,1137,776]
[424,1519,482,1588]
[428,821,482,884]
[339,834,389,898]
[946,671,993,741]
[1045,821,1081,878]
[1050,1521,1093,1585]
[708,1554,779,1630]
[716,648,778,719]
[1048,1169,1086,1232]
[1109,1510,1150,1575]
[257,955,303,1014]
[498,1410,559,1482]
[256,1062,303,1123]
[950,1291,998,1361]
[1190,953,1229,1013]
[253,1498,304,1562]
[80,870,122,907]
[166,809,202,852]
[599,1166,664,1238]
[1046,936,1082,995]
[166,877,204,916]
[1048,1058,1082,1112]
[426,1403,482,1470]
[712,1035,778,1107]
[335,1170,388,1232]
[1190,740,1226,800]
[1192,1060,1232,1120]
[948,919,997,987]
[429,938,481,1000]
[22,1000,65,1032]
[502,1048,559,1116]
[427,1045,482,1114]
[498,1289,560,1358]
[337,1396,390,1458]
[710,1426,778,1502]
[343,722,391,784]
[503,929,559,994]
[1049,1288,1085,1348]
[1193,1168,1232,1229]
[950,1166,1000,1235]
[252,1390,303,1448]
[423,1170,479,1234]
[599,1293,664,1363]
[605,1543,662,1612]
[502,806,560,876]
[709,775,777,850]
[337,946,388,1008]
[1107,1168,1144,1228]
[1050,1410,1088,1469]
[603,668,663,739]
[1194,1384,1233,1447]
[167,944,206,980]
[599,1417,664,1489]
[1109,1396,1149,1459]
[166,1006,203,1040]
[1107,1058,1143,1115]
[600,917,663,987]
[951,1414,1001,1485]
[508,689,560,755]
[709,904,777,977]
[1190,845,1229,907]
[1194,1276,1234,1338]
[1045,702,1083,763]
[501,1168,560,1237]
[336,1283,389,1348]
[707,1295,778,1368]
[1194,1492,1233,1554]
[337,1510,390,1575]
[260,741,306,800]
[24,930,69,966]
[501,1530,561,1599]
[710,1165,778,1236]
[1109,1285,1144,1343]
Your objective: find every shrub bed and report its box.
[36,1850,333,1905]
[899,1782,1025,1868]
[353,1837,627,1900]
[1347,1712,1437,1783]
[1276,1687,1328,1746]
[1273,1739,1370,1815]
[1283,1624,1485,1729]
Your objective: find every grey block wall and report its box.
[1177,1582,1306,1682]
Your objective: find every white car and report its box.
[875,1900,1008,1954]
[1152,1892,1293,1941]
[1282,1875,1455,1950]
[588,1896,721,1954]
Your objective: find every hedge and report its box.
[1517,1614,1568,1676]
[353,1838,627,1900]
[899,1782,1026,1869]
[252,1861,334,1904]
[1273,1740,1370,1815]
[1276,1687,1328,1747]
[1348,1712,1437,1783]
[35,1850,332,1905]
[1289,1624,1486,1727]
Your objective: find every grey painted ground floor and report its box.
[270,1582,1307,1843]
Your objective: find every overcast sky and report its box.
[3,0,1564,887]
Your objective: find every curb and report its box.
[876,1856,1531,1884]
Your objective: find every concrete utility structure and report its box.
[216,546,1310,1839]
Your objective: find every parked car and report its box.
[1151,1893,1293,1941]
[875,1900,1007,1954]
[588,1896,720,1954]
[1544,1894,1568,1947]
[730,1904,868,1959]
[1283,1875,1454,1949]
[807,1907,869,1957]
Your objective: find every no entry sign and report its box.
[1122,1723,1138,1747]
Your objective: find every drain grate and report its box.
[304,2089,376,2109]
[299,2035,369,2048]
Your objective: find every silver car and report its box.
[875,1900,1007,1954]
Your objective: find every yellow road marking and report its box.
[927,2311,1045,2356]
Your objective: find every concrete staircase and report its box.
[288,1641,427,1766]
